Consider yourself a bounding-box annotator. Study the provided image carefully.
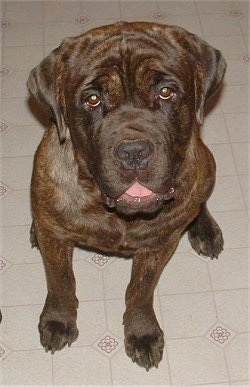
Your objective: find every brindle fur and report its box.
[28,22,225,370]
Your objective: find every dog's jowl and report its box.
[27,22,226,370]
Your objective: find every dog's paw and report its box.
[188,221,224,259]
[39,316,78,354]
[125,330,164,371]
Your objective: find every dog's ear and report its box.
[192,38,226,124]
[27,47,68,142]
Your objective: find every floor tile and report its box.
[0,225,41,264]
[208,248,249,290]
[167,337,229,384]
[0,125,44,157]
[225,333,249,381]
[1,263,46,306]
[209,143,238,176]
[0,305,42,350]
[0,190,32,226]
[224,112,249,143]
[200,13,242,36]
[160,292,216,339]
[74,300,107,347]
[3,23,44,47]
[215,289,248,332]
[52,346,111,385]
[158,252,211,295]
[111,344,171,385]
[209,176,245,212]
[215,211,248,249]
[5,1,44,24]
[1,156,33,190]
[231,142,249,175]
[44,1,82,23]
[201,113,230,144]
[1,350,53,385]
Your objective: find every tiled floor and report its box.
[0,0,249,385]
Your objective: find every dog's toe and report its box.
[39,319,79,353]
[125,332,164,371]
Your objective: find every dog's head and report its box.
[28,22,226,216]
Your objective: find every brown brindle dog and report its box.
[27,22,226,370]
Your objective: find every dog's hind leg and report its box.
[188,204,224,259]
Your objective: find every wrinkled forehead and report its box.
[66,28,189,86]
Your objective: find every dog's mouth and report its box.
[102,181,175,215]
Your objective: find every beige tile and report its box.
[208,248,248,290]
[167,337,229,384]
[225,333,249,381]
[225,59,249,85]
[239,175,249,209]
[4,23,43,46]
[44,1,82,22]
[209,176,245,212]
[0,125,43,157]
[5,1,44,24]
[0,190,32,226]
[209,144,238,176]
[74,260,104,301]
[218,211,248,249]
[111,343,171,385]
[202,35,247,60]
[2,263,47,306]
[224,113,249,143]
[0,305,42,350]
[3,45,44,71]
[160,292,216,338]
[74,300,107,346]
[0,225,41,264]
[53,346,111,385]
[201,113,230,145]
[200,14,242,36]
[120,1,157,19]
[83,1,121,19]
[1,97,43,127]
[159,1,197,15]
[232,143,249,175]
[1,350,53,385]
[215,289,248,332]
[221,85,249,114]
[165,14,203,36]
[197,1,234,14]
[2,70,30,98]
[103,258,132,300]
[1,156,33,190]
[44,22,83,46]
[158,253,211,295]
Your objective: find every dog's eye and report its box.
[85,94,101,108]
[159,87,174,100]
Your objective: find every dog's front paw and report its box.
[124,309,164,370]
[125,330,164,371]
[39,309,78,354]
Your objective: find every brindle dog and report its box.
[27,22,226,370]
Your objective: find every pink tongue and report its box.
[124,182,153,198]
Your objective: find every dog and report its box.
[27,21,226,370]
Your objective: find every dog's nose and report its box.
[114,139,152,170]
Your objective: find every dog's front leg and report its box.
[34,223,79,353]
[123,239,178,371]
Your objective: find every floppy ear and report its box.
[27,47,68,142]
[192,37,226,124]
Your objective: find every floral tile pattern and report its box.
[93,331,123,358]
[0,0,249,385]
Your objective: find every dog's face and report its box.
[28,22,226,216]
